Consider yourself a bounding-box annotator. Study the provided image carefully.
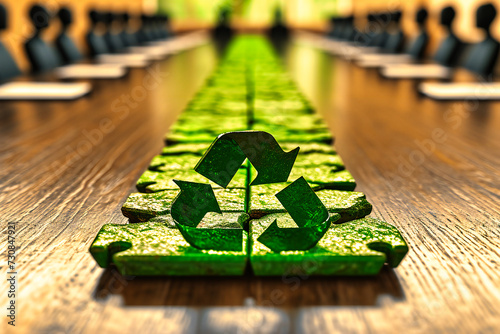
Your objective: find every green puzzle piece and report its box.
[171,115,248,134]
[250,216,408,276]
[166,117,249,144]
[89,35,409,277]
[256,177,334,252]
[183,103,247,117]
[148,154,248,172]
[90,214,408,277]
[249,166,356,191]
[293,153,345,170]
[122,188,246,222]
[253,114,329,132]
[195,131,299,187]
[174,216,247,252]
[161,143,209,156]
[289,168,356,191]
[249,184,372,223]
[170,180,245,251]
[136,168,247,192]
[280,143,336,155]
[148,154,202,171]
[90,215,248,276]
[190,91,248,103]
[187,92,247,104]
[253,101,313,116]
[250,125,333,144]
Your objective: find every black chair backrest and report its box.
[0,4,22,82]
[433,6,464,66]
[381,11,405,53]
[153,15,169,39]
[330,17,346,39]
[103,12,125,53]
[359,14,378,46]
[86,10,109,56]
[341,16,355,41]
[55,7,82,64]
[327,17,336,38]
[118,12,138,47]
[366,12,391,47]
[159,14,171,38]
[406,8,429,59]
[24,4,63,73]
[462,3,500,76]
[136,14,154,44]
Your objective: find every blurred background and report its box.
[1,0,499,71]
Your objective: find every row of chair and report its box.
[326,4,499,78]
[86,10,170,59]
[0,4,172,82]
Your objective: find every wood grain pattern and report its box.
[0,40,499,334]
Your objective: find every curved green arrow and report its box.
[256,217,338,252]
[257,177,336,252]
[171,180,221,227]
[171,180,244,251]
[194,131,300,187]
[174,225,244,252]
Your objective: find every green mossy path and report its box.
[90,36,408,276]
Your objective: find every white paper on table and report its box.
[96,54,150,68]
[135,31,208,58]
[293,32,378,58]
[127,45,176,60]
[357,54,414,68]
[294,33,341,52]
[341,46,381,60]
[118,32,210,62]
[381,64,452,79]
[419,82,500,100]
[0,82,91,100]
[55,64,127,79]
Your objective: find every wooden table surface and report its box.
[1,38,499,334]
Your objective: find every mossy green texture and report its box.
[253,100,313,116]
[122,188,246,222]
[254,177,335,252]
[250,216,408,276]
[281,143,336,155]
[248,166,356,191]
[249,185,371,223]
[90,217,248,276]
[88,35,410,277]
[136,168,247,192]
[148,154,247,172]
[148,154,202,171]
[253,114,328,132]
[250,125,333,144]
[170,115,248,134]
[194,131,299,187]
[166,116,249,144]
[289,168,356,191]
[176,213,250,252]
[293,152,345,170]
[161,143,209,156]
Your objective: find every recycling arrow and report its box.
[171,132,332,253]
[171,180,244,251]
[171,180,221,227]
[257,177,338,252]
[194,131,300,187]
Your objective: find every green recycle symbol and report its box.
[171,131,338,253]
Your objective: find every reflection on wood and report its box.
[95,266,403,307]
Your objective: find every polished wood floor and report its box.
[0,38,499,334]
